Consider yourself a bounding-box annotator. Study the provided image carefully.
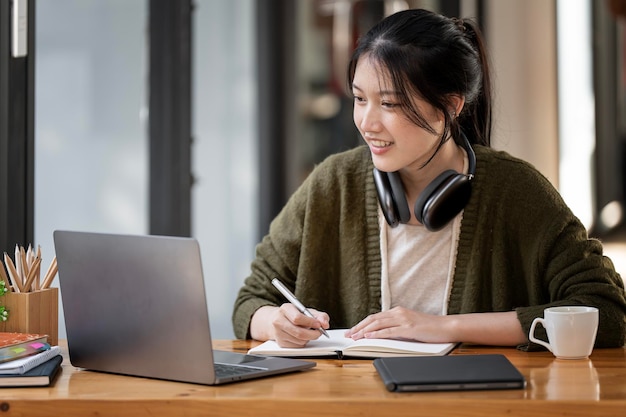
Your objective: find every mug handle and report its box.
[529,317,552,352]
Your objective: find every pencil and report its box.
[0,261,11,292]
[3,253,23,293]
[35,245,42,290]
[22,256,41,292]
[14,245,22,285]
[26,244,33,266]
[19,246,29,288]
[41,256,57,289]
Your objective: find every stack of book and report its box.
[0,332,63,387]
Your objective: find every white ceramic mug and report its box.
[529,306,599,359]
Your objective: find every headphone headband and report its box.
[462,132,476,180]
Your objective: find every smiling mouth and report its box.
[370,139,392,148]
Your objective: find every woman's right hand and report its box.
[250,304,330,347]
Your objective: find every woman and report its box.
[232,9,626,349]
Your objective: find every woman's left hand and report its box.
[344,306,452,343]
[344,308,527,346]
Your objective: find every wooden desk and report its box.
[1,340,625,417]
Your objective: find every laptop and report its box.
[53,230,316,385]
[373,354,526,392]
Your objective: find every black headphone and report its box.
[373,132,476,231]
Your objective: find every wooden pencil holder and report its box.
[0,288,58,346]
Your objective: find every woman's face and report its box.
[352,56,444,174]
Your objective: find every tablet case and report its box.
[373,354,526,392]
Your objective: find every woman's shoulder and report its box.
[474,145,553,185]
[473,145,565,209]
[475,145,538,168]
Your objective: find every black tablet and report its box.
[374,354,526,392]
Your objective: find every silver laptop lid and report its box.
[54,230,219,384]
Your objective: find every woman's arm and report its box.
[345,307,527,346]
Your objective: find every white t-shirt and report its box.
[379,210,461,315]
[379,151,468,315]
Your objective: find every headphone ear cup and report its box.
[373,168,400,227]
[414,170,456,223]
[386,172,411,224]
[414,170,472,231]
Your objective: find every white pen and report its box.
[271,278,330,338]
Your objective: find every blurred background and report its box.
[0,0,625,339]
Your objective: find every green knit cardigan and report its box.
[232,145,626,349]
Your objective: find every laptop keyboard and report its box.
[214,363,265,378]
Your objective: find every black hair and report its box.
[347,9,492,148]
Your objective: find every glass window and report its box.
[35,0,148,338]
[192,0,256,338]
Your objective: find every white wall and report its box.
[486,0,559,186]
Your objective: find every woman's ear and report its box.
[449,95,466,118]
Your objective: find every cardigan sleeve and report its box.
[453,147,626,350]
[497,152,626,349]
[515,214,626,350]
[231,175,309,339]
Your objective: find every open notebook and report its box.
[248,329,457,359]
